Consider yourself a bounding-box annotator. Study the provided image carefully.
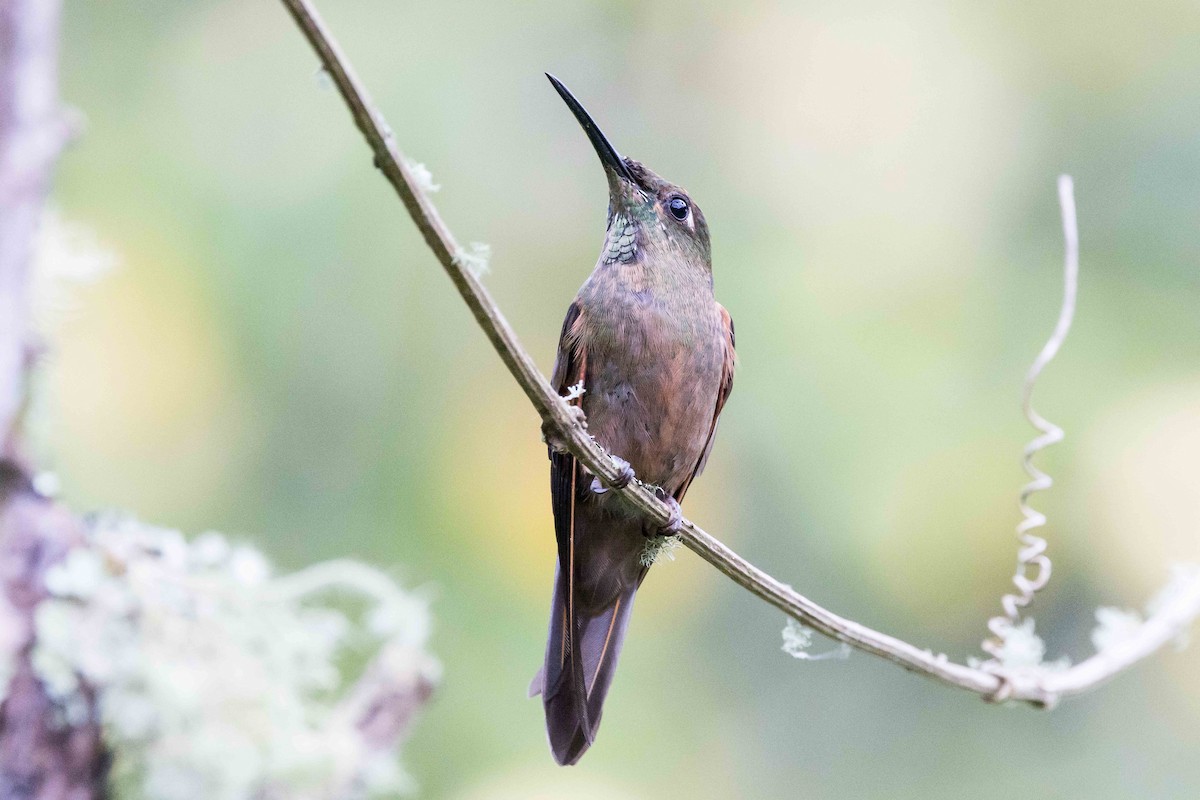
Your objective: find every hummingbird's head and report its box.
[546,74,712,273]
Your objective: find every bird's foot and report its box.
[589,455,635,495]
[605,455,635,489]
[655,497,684,537]
[542,405,587,454]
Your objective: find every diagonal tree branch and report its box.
[277,0,1200,709]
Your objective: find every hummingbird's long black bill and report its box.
[546,73,636,184]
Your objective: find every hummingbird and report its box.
[531,74,736,765]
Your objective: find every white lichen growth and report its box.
[374,113,397,148]
[975,617,1070,673]
[1151,564,1200,651]
[639,534,682,568]
[453,242,491,278]
[32,470,62,499]
[1148,564,1200,621]
[32,207,117,329]
[986,617,1046,669]
[1091,607,1144,654]
[33,515,437,800]
[402,158,440,194]
[781,618,851,662]
[1089,564,1200,654]
[563,381,586,402]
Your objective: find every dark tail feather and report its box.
[538,564,637,765]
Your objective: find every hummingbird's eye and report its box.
[667,196,689,221]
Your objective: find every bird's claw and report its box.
[606,456,635,489]
[590,455,635,495]
[542,405,587,454]
[655,497,684,537]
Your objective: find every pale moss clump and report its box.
[32,515,438,800]
[1091,563,1200,654]
[984,618,1048,670]
[402,158,441,195]
[452,242,492,278]
[1091,607,1144,654]
[563,381,586,402]
[639,534,682,568]
[780,618,851,662]
[970,617,1070,674]
[31,206,117,328]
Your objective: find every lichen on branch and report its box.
[25,514,438,800]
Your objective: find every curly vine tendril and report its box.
[984,176,1079,657]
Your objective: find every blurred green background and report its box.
[44,0,1200,797]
